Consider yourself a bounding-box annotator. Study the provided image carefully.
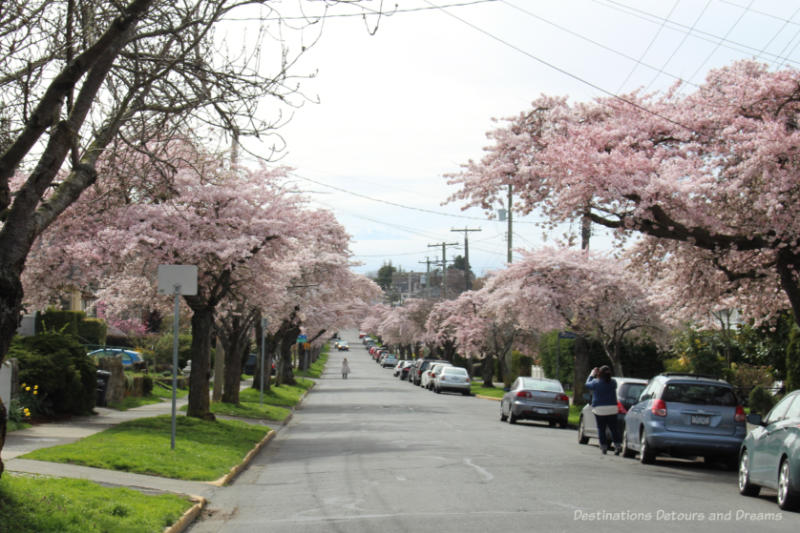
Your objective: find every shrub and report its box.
[8,332,96,417]
[787,326,800,393]
[748,386,776,416]
[39,309,84,336]
[78,318,107,345]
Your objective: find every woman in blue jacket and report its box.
[585,365,620,455]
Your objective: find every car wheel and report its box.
[777,457,800,511]
[621,428,636,458]
[738,450,760,497]
[639,429,655,464]
[578,417,589,444]
[508,411,517,424]
[435,386,441,394]
[548,419,556,427]
[500,404,508,422]
[462,390,470,396]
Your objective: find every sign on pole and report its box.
[157,265,198,450]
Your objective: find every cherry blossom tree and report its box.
[485,247,663,377]
[450,60,800,331]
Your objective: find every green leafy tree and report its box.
[376,262,397,291]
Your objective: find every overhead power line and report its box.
[289,171,538,223]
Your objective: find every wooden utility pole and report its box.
[451,227,481,291]
[428,242,459,299]
[418,256,437,299]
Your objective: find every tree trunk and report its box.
[481,356,494,387]
[277,325,299,386]
[222,326,247,404]
[609,342,625,378]
[185,304,214,419]
[0,267,24,477]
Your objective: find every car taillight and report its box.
[617,401,627,414]
[516,391,532,398]
[556,393,569,403]
[651,399,667,417]
[735,405,746,423]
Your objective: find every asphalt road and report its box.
[188,330,797,533]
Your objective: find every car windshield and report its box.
[620,383,646,402]
[661,383,737,406]
[520,378,562,392]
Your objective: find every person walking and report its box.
[341,357,350,379]
[585,365,621,455]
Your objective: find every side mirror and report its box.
[746,413,764,426]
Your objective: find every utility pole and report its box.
[428,242,458,299]
[507,184,513,264]
[418,256,437,299]
[450,227,481,291]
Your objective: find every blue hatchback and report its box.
[88,348,144,368]
[621,373,747,466]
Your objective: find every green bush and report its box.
[748,386,776,416]
[153,332,193,369]
[39,309,84,336]
[787,327,800,393]
[8,332,96,417]
[78,318,107,345]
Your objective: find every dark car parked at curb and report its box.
[500,377,570,428]
[411,359,449,386]
[578,377,648,447]
[738,389,800,511]
[622,373,746,468]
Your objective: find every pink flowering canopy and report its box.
[448,61,800,327]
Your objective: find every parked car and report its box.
[434,366,471,395]
[621,373,746,467]
[738,389,800,511]
[400,361,413,381]
[243,354,276,376]
[381,354,398,368]
[412,359,448,386]
[500,377,569,427]
[88,348,145,370]
[422,362,452,390]
[393,360,412,377]
[578,377,648,446]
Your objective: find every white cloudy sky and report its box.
[242,0,800,277]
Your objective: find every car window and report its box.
[521,378,563,392]
[765,393,797,424]
[510,378,519,390]
[661,383,737,406]
[619,383,646,402]
[443,367,467,375]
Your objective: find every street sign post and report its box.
[157,265,197,450]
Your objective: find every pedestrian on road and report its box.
[342,357,350,379]
[585,365,621,455]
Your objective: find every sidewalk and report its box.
[2,380,265,499]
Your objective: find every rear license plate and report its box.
[533,408,551,414]
[691,415,710,425]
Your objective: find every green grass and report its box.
[297,348,329,379]
[0,475,192,533]
[21,415,270,481]
[151,381,188,400]
[107,395,163,411]
[239,378,313,407]
[568,404,582,427]
[470,382,505,398]
[203,400,290,422]
[6,420,31,432]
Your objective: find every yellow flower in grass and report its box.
[33,390,38,395]
[34,385,38,390]
[25,386,31,392]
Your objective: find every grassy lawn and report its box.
[203,400,290,422]
[0,475,192,533]
[107,395,163,411]
[21,415,270,481]
[151,381,188,400]
[6,420,31,432]
[297,348,329,379]
[239,378,314,407]
[470,382,505,398]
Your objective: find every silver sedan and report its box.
[500,377,570,428]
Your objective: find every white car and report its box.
[422,362,452,390]
[434,366,471,395]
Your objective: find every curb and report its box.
[164,495,207,533]
[207,429,276,487]
[475,394,502,401]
